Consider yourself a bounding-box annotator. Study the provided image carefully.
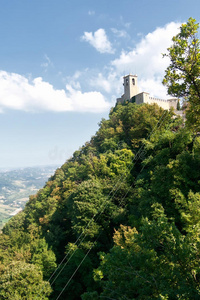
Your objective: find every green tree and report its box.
[0,101,193,299]
[163,17,200,129]
[163,17,200,100]
[90,204,200,300]
[177,99,181,110]
[0,261,52,299]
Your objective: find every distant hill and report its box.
[0,165,58,228]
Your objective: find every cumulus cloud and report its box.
[90,73,112,93]
[81,28,115,54]
[89,72,121,95]
[2,22,182,114]
[65,84,110,112]
[65,71,82,90]
[111,22,181,98]
[83,22,182,101]
[0,71,111,113]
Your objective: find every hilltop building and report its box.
[117,74,178,111]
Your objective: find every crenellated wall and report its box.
[148,96,171,110]
[117,75,178,111]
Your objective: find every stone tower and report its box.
[123,74,139,100]
[116,74,178,111]
[117,74,139,103]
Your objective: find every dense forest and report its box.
[0,18,200,299]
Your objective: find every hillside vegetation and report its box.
[0,17,200,299]
[0,101,200,299]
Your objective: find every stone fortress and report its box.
[117,74,178,111]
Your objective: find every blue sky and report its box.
[0,0,199,169]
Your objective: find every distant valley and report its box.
[0,165,59,228]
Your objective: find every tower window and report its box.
[132,78,135,85]
[126,78,128,86]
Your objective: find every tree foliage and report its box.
[0,261,52,299]
[163,17,200,130]
[0,22,200,297]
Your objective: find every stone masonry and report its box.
[117,74,178,111]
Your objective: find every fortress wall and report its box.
[116,74,178,111]
[135,93,144,104]
[123,90,130,101]
[148,97,170,110]
[117,94,127,103]
[168,99,178,110]
[118,93,177,111]
[116,97,123,103]
[135,92,149,104]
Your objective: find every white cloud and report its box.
[111,28,129,38]
[66,84,111,112]
[90,73,112,93]
[81,28,115,54]
[111,22,181,98]
[65,71,82,90]
[2,22,182,114]
[0,71,111,113]
[119,16,131,29]
[139,78,170,99]
[89,72,121,95]
[83,22,182,101]
[73,71,82,80]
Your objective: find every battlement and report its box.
[149,97,168,102]
[117,75,178,111]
